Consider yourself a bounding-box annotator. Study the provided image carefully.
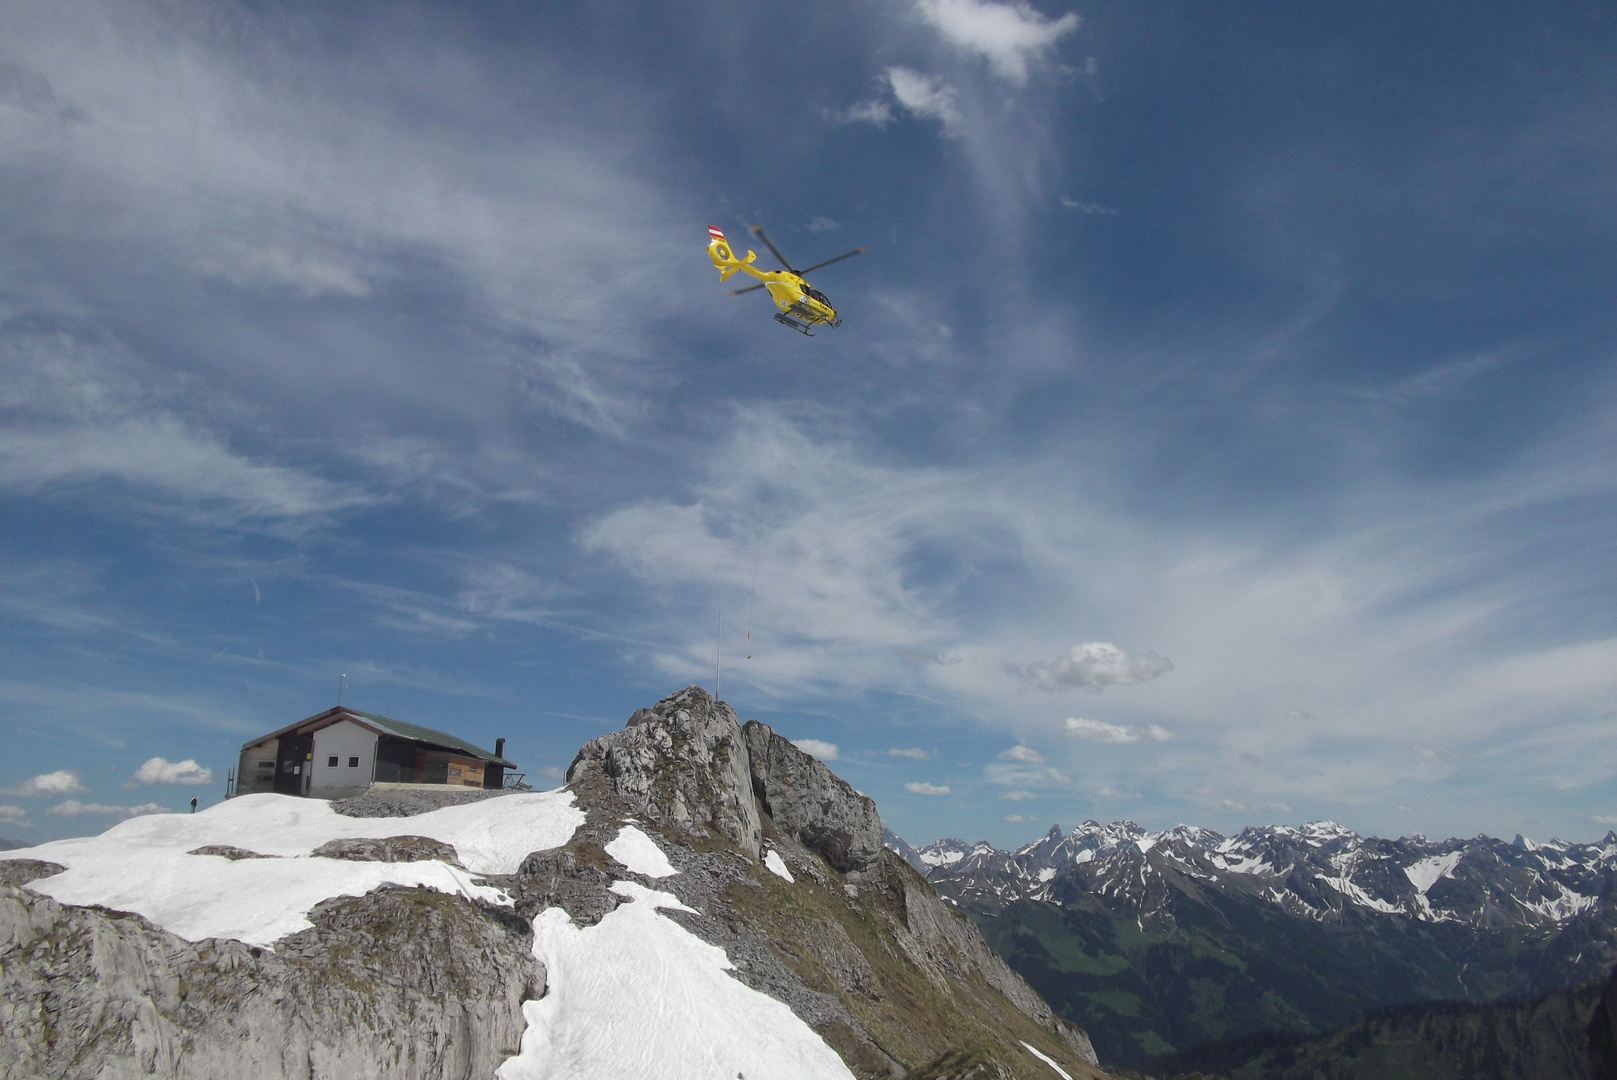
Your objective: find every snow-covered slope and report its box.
[501,880,854,1080]
[3,791,580,944]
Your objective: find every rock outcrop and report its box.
[566,684,763,856]
[0,882,541,1080]
[558,687,1104,1079]
[743,719,883,875]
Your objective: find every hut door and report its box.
[274,733,314,795]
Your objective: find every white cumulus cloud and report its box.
[133,757,214,785]
[1001,789,1037,801]
[792,738,839,762]
[0,804,26,824]
[888,747,933,760]
[1018,641,1174,692]
[1,770,85,796]
[997,745,1044,763]
[915,0,1080,85]
[906,781,952,795]
[1064,717,1174,744]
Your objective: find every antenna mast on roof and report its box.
[338,673,346,705]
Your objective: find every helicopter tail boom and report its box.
[706,225,757,282]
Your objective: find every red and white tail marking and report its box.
[707,225,726,240]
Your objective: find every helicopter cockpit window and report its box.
[804,287,829,304]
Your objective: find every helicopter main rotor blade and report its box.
[729,282,767,295]
[749,225,797,273]
[798,246,867,275]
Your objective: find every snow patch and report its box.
[500,881,855,1080]
[764,849,795,883]
[1037,867,1057,882]
[1404,851,1463,894]
[1021,1041,1073,1080]
[1319,875,1401,914]
[605,825,677,878]
[0,791,584,946]
[1518,889,1598,922]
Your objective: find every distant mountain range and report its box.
[886,820,1617,1069]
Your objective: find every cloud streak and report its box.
[1064,718,1174,744]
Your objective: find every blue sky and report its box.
[2,0,1614,846]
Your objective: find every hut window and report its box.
[348,756,360,768]
[327,756,339,767]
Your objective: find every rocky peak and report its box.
[566,687,887,878]
[742,719,883,876]
[566,685,763,857]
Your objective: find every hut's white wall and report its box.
[309,720,377,798]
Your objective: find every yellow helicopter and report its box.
[707,224,866,335]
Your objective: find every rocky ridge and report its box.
[563,686,1100,1078]
[0,686,1104,1080]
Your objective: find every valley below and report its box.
[889,819,1617,1075]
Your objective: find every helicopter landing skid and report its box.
[772,312,816,336]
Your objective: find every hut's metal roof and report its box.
[242,706,516,767]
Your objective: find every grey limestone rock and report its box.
[566,685,763,857]
[189,845,276,860]
[0,858,64,887]
[743,719,884,875]
[0,882,542,1080]
[332,787,513,819]
[312,835,462,865]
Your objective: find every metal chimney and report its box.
[495,737,506,759]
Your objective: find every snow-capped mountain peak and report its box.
[897,818,1617,934]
